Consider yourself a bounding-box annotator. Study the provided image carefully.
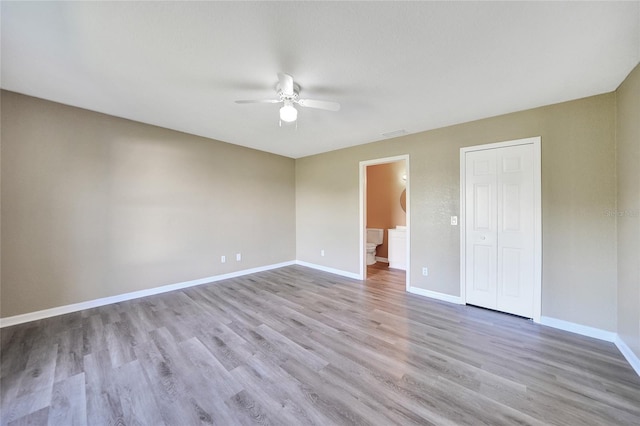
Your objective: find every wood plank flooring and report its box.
[1,264,639,425]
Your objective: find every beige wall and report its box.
[1,77,631,338]
[296,93,618,331]
[366,161,406,258]
[616,63,640,359]
[1,91,296,317]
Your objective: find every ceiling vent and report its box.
[381,129,408,138]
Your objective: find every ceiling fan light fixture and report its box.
[279,101,298,122]
[236,73,339,124]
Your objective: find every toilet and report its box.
[366,228,384,265]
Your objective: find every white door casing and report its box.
[461,137,541,321]
[359,155,410,290]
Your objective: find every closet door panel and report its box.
[496,144,535,318]
[464,143,536,318]
[465,149,497,309]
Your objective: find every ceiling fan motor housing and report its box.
[276,82,301,102]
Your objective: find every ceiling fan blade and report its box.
[278,73,295,96]
[297,98,341,112]
[235,99,281,104]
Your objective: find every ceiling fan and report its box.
[235,73,340,124]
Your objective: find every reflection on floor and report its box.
[366,261,405,287]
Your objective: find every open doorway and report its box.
[359,155,410,291]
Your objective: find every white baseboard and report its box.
[375,257,389,263]
[407,286,462,304]
[294,260,361,280]
[0,261,296,328]
[537,317,639,377]
[614,335,640,376]
[403,293,636,378]
[3,261,639,378]
[538,316,616,342]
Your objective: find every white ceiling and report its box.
[2,2,639,158]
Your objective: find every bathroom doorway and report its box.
[359,155,410,291]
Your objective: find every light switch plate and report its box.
[451,216,458,225]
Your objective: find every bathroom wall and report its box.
[1,91,296,318]
[296,92,618,331]
[366,161,406,259]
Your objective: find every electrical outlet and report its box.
[236,253,241,261]
[422,267,428,276]
[451,216,458,225]
[321,249,325,257]
[221,255,226,263]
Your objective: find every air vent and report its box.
[381,129,408,138]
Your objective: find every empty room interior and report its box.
[1,2,639,425]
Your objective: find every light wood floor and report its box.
[2,264,639,425]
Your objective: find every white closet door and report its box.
[496,144,535,317]
[465,149,498,310]
[464,144,535,318]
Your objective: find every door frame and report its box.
[459,137,542,322]
[359,154,410,291]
